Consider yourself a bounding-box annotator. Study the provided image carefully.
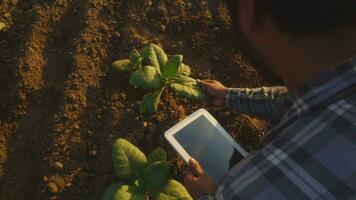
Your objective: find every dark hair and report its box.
[225,0,356,37]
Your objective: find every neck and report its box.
[266,29,356,91]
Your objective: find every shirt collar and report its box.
[271,57,356,126]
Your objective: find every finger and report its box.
[197,80,213,87]
[204,80,216,83]
[189,158,204,176]
[184,170,197,184]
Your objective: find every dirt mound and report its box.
[0,0,266,199]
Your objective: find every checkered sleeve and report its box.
[225,86,288,119]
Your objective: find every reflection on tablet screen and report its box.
[174,116,243,183]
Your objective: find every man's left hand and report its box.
[184,158,217,199]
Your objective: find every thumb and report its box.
[189,158,204,177]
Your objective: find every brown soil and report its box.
[0,0,266,199]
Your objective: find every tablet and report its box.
[164,108,248,183]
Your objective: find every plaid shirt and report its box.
[198,57,356,200]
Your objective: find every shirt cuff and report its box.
[224,88,237,108]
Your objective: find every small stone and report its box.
[89,149,97,156]
[74,123,80,130]
[159,24,166,32]
[48,182,58,193]
[53,162,63,169]
[68,93,76,102]
[142,121,148,127]
[114,31,121,38]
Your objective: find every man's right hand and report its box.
[197,80,228,107]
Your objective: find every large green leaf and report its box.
[163,55,183,79]
[155,180,193,200]
[148,148,167,163]
[145,161,170,191]
[129,49,142,71]
[103,183,146,200]
[178,64,191,76]
[112,139,148,181]
[112,59,132,72]
[0,22,5,30]
[170,76,207,100]
[139,87,165,113]
[152,44,168,68]
[130,66,162,89]
[141,45,160,68]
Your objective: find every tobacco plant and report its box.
[103,138,192,200]
[112,43,206,113]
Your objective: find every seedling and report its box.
[112,43,207,113]
[103,138,192,200]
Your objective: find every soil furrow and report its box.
[1,0,90,199]
[41,0,116,198]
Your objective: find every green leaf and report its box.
[129,49,142,71]
[112,59,132,72]
[170,76,207,101]
[103,183,146,200]
[148,148,167,163]
[112,139,148,181]
[163,55,183,79]
[178,64,191,76]
[140,45,160,68]
[130,49,141,61]
[139,87,165,113]
[130,66,162,89]
[0,22,5,30]
[152,44,168,68]
[155,180,193,200]
[145,161,170,191]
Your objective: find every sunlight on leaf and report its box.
[0,22,6,30]
[141,45,160,68]
[152,44,168,68]
[170,75,207,100]
[178,64,191,76]
[112,59,132,72]
[155,180,193,200]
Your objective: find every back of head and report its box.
[225,0,356,38]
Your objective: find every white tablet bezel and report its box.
[164,108,248,163]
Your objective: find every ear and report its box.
[239,0,258,35]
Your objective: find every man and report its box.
[184,0,356,199]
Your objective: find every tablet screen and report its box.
[174,115,244,183]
